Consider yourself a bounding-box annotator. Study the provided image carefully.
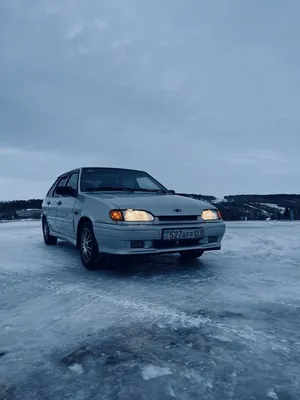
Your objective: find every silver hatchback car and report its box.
[42,167,226,269]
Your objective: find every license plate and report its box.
[162,228,204,241]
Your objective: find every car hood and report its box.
[87,193,215,216]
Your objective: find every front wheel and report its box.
[179,250,204,259]
[42,218,57,245]
[79,221,103,270]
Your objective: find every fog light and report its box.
[131,240,144,249]
[144,240,153,249]
[208,236,218,243]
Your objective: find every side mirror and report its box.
[169,190,176,195]
[56,186,76,197]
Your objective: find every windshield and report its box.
[80,168,168,193]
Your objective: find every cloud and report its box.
[0,0,300,199]
[220,150,298,174]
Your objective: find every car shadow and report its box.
[53,240,218,280]
[99,253,217,280]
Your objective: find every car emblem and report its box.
[174,209,181,212]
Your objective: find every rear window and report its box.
[46,179,59,197]
[53,176,68,196]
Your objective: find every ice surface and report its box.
[0,220,300,399]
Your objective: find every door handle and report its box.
[47,201,51,205]
[57,200,62,206]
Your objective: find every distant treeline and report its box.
[0,199,42,219]
[225,194,300,200]
[178,193,300,221]
[224,194,300,204]
[1,194,300,221]
[176,193,216,202]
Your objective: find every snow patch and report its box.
[258,203,285,213]
[246,204,269,216]
[68,363,84,374]
[205,381,213,389]
[209,333,233,343]
[168,386,176,397]
[267,388,278,399]
[212,197,228,203]
[141,365,172,380]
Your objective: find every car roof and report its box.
[57,167,146,179]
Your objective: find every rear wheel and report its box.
[179,250,204,259]
[42,218,57,245]
[79,221,103,270]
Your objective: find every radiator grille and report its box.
[157,215,198,222]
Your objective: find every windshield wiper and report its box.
[131,188,167,194]
[85,186,134,192]
[85,187,167,194]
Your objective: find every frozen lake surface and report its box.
[1,221,300,399]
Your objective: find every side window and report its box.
[65,172,79,191]
[46,179,59,197]
[53,175,68,196]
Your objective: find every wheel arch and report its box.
[76,216,93,248]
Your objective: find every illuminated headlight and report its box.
[109,209,154,222]
[123,209,154,222]
[200,209,221,220]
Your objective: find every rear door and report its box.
[55,171,79,239]
[47,174,69,234]
[43,179,60,234]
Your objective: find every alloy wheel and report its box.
[43,220,49,240]
[81,228,92,263]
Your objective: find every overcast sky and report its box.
[0,0,299,200]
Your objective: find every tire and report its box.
[179,250,204,259]
[42,218,57,245]
[79,221,102,270]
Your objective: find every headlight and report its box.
[123,209,154,222]
[201,209,221,220]
[109,209,154,222]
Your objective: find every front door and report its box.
[56,172,79,239]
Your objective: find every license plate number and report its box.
[162,228,204,241]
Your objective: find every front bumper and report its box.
[93,221,226,255]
